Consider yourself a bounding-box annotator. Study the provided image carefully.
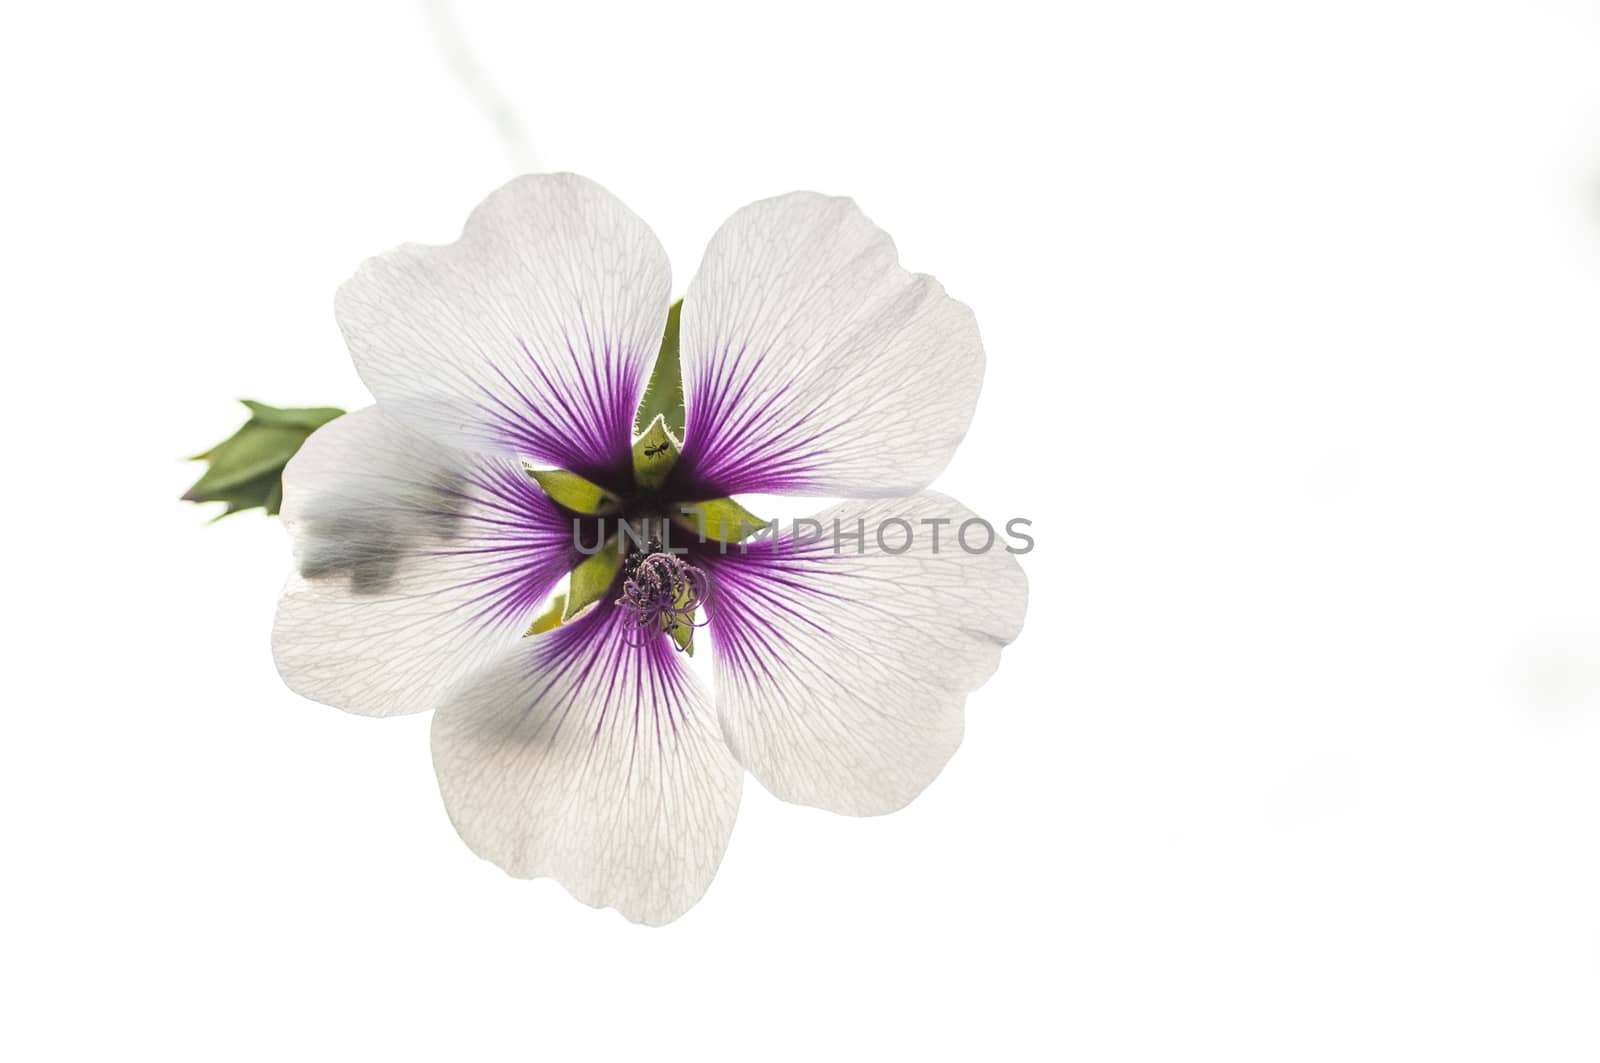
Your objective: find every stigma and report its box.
[615,539,708,650]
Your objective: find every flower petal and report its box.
[336,173,671,486]
[431,605,742,925]
[272,407,576,717]
[675,193,983,498]
[702,493,1027,815]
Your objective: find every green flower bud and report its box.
[182,400,344,519]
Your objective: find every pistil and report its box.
[615,538,708,650]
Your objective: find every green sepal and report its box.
[672,498,769,544]
[563,536,622,620]
[186,422,307,494]
[525,467,623,514]
[183,400,345,519]
[239,400,345,432]
[193,470,283,521]
[525,593,567,636]
[634,299,684,439]
[632,413,681,491]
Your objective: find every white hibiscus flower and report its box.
[273,174,1029,925]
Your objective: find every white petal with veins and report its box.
[704,493,1028,815]
[678,193,983,498]
[432,607,742,926]
[336,173,670,482]
[273,407,574,717]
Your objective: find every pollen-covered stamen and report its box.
[615,546,709,650]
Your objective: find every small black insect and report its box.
[643,442,671,458]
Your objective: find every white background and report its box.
[5,0,1600,1058]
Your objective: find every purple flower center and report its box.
[615,543,708,650]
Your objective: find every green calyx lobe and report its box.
[631,413,681,491]
[668,613,696,656]
[182,399,344,518]
[524,593,567,636]
[672,497,769,544]
[563,536,622,621]
[525,467,622,514]
[634,299,685,439]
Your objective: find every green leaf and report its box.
[672,497,770,544]
[525,592,567,636]
[525,467,623,514]
[634,299,684,439]
[182,401,345,519]
[239,399,345,432]
[185,422,308,495]
[563,536,622,620]
[195,469,282,521]
[631,413,681,491]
